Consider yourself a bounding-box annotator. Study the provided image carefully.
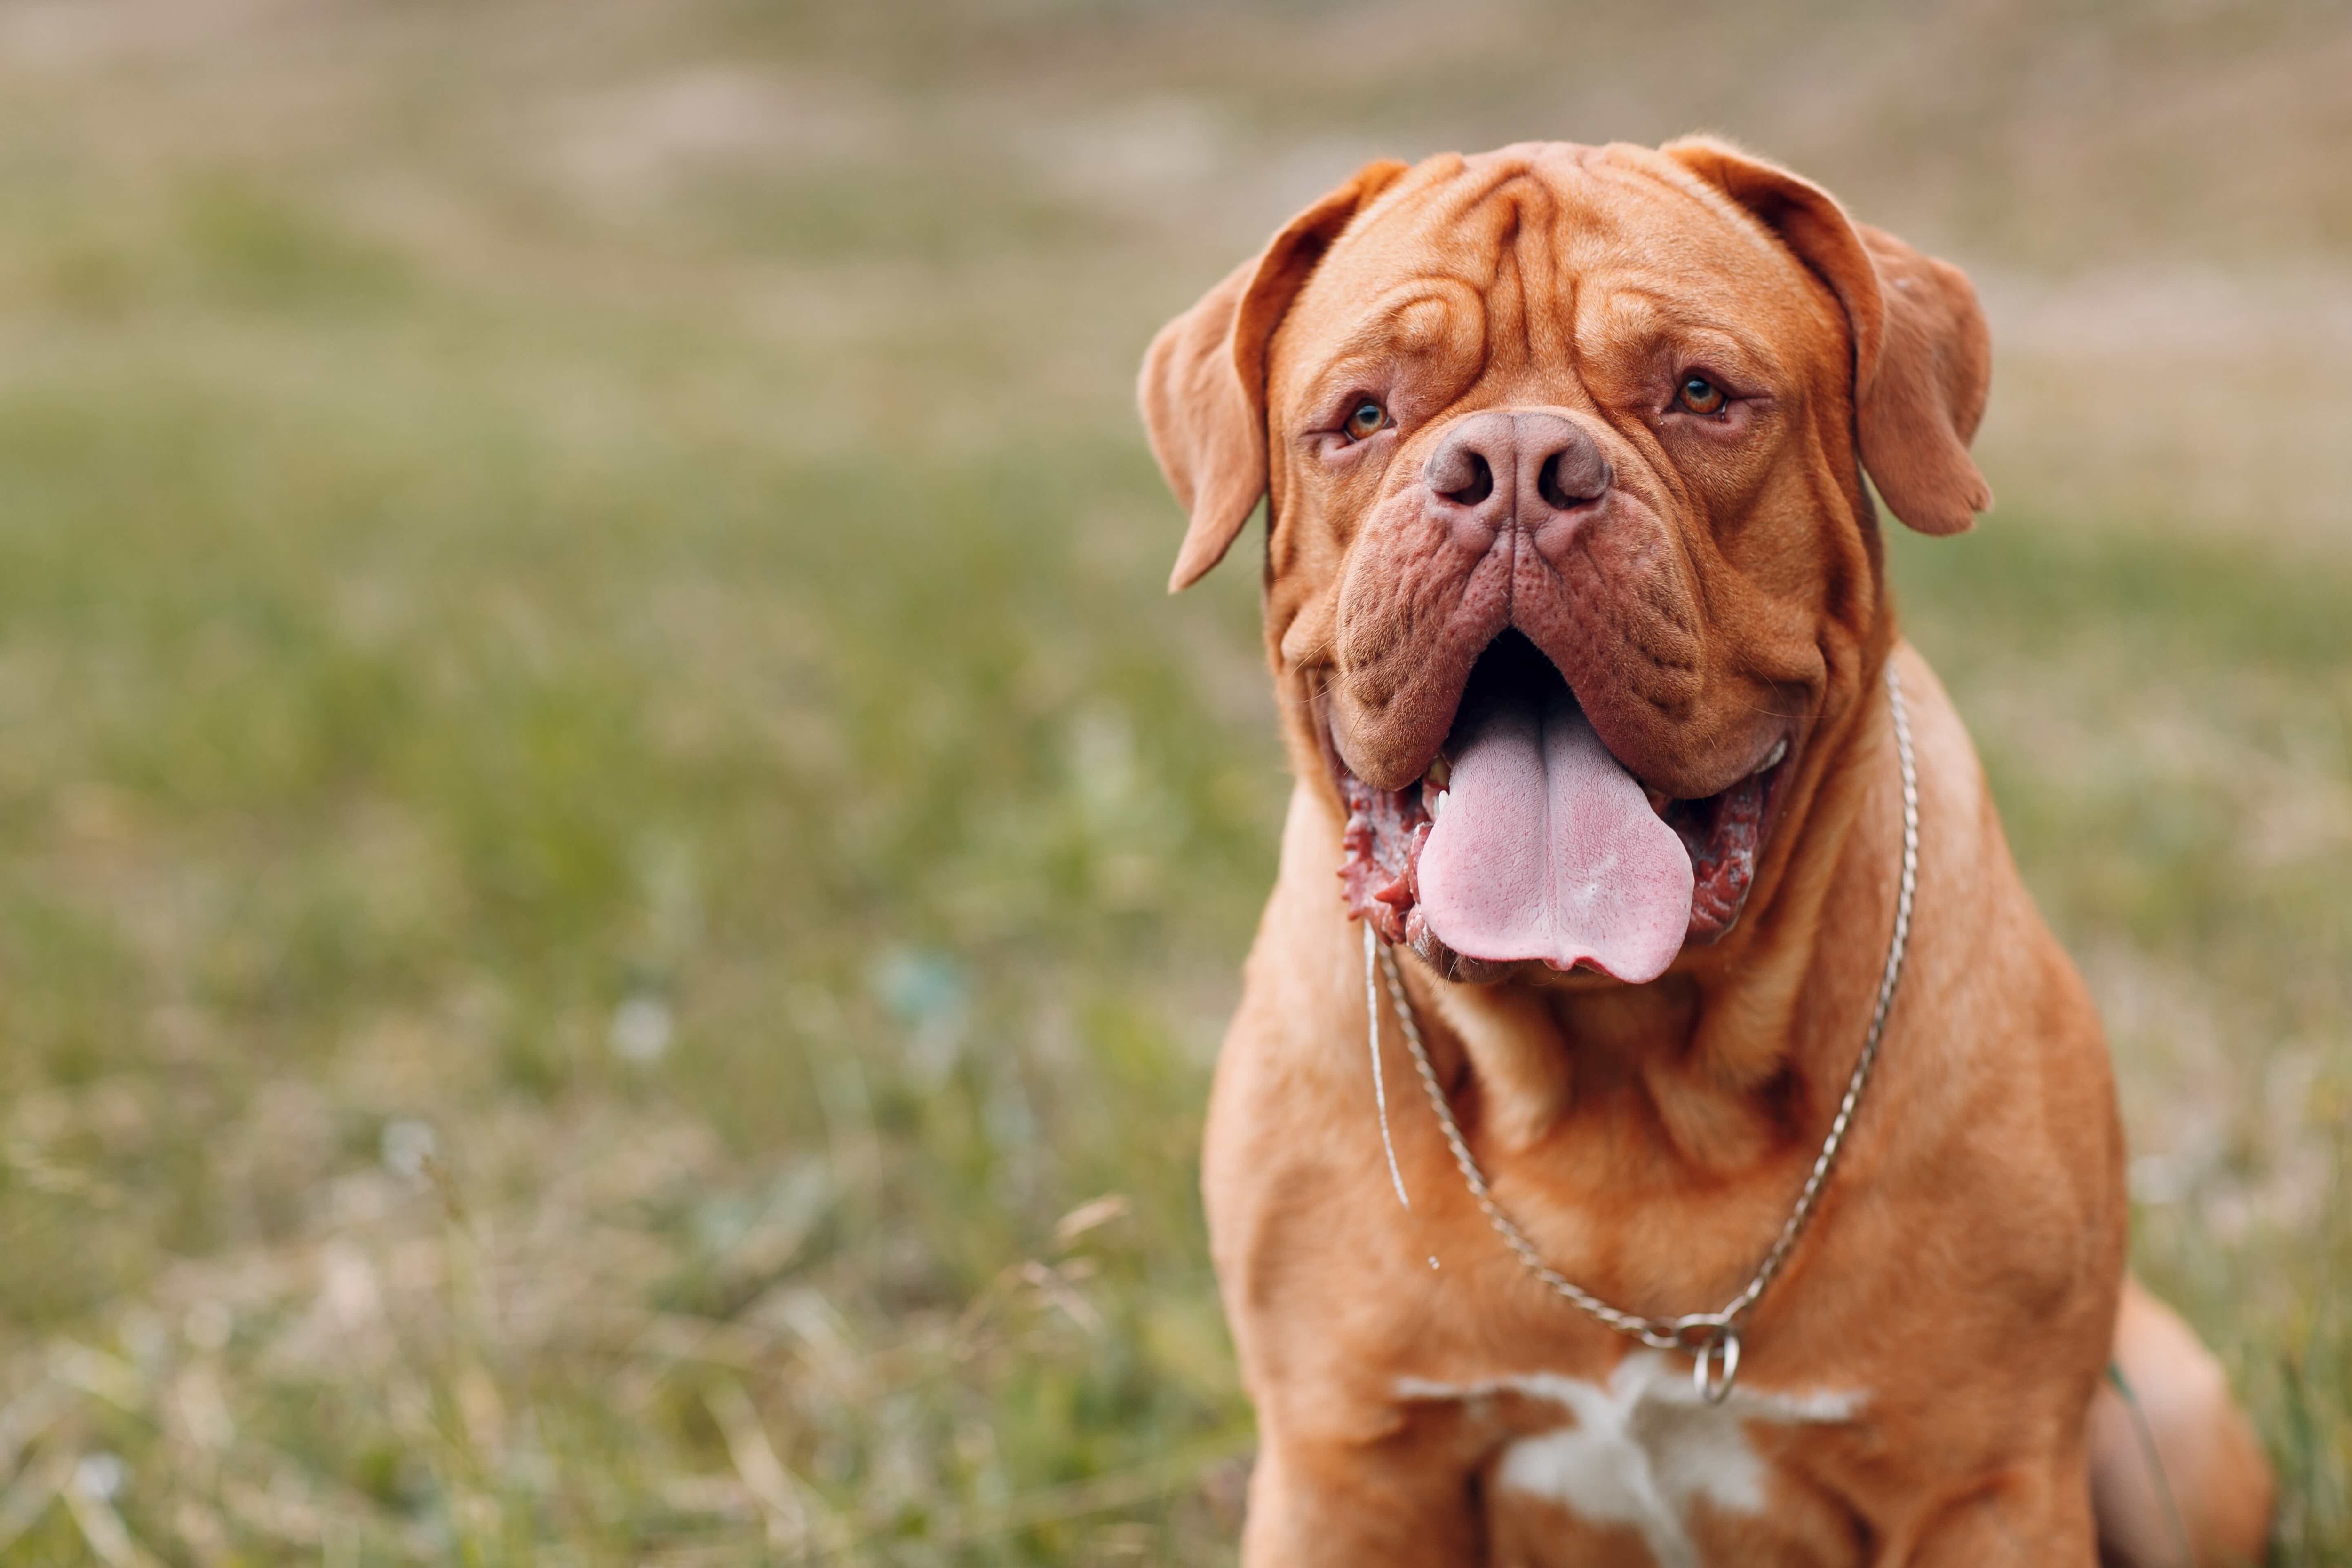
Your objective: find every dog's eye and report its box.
[1675,375,1728,416]
[1343,399,1389,440]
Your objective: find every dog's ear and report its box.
[1661,137,1992,536]
[1140,159,1412,591]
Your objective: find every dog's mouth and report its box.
[1338,632,1792,984]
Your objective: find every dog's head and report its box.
[1140,139,1989,985]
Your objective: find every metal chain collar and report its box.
[1366,662,1920,1403]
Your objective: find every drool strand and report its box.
[1364,921,1413,1210]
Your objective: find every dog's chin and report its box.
[1333,634,1795,985]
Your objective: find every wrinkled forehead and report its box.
[1273,141,1841,392]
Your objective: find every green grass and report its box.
[0,162,1268,1552]
[0,0,2341,1561]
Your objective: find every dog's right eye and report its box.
[1675,374,1728,416]
[1343,399,1389,441]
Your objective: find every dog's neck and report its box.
[1290,641,1904,1176]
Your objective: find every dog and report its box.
[1137,139,2274,1566]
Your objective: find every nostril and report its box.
[1537,452,1605,510]
[1444,453,1494,507]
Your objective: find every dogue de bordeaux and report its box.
[1137,138,2275,1566]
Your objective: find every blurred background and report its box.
[0,0,2342,1561]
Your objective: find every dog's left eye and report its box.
[1675,374,1728,416]
[1343,399,1389,440]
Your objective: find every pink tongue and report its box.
[1416,685,1694,983]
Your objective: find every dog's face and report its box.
[1141,140,1989,985]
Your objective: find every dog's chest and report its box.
[1399,1354,1863,1568]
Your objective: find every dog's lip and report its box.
[1677,736,1802,947]
[1633,732,1794,814]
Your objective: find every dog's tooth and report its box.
[1432,788,1449,821]
[1761,738,1788,772]
[1426,755,1451,791]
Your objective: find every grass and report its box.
[0,0,2341,1561]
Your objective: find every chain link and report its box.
[1370,662,1919,1401]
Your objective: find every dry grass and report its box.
[0,0,2340,1561]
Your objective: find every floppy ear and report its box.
[1661,137,1992,536]
[1139,159,1411,591]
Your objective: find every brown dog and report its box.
[1139,140,2273,1566]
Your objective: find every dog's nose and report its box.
[1422,410,1610,547]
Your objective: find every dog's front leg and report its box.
[1899,1457,2103,1567]
[1241,1431,1485,1566]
